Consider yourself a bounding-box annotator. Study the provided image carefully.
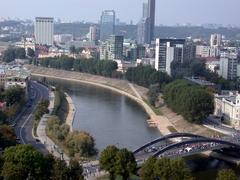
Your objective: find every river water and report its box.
[45,78,160,151]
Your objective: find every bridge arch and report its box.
[133,133,207,154]
[153,138,240,157]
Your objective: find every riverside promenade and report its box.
[65,92,75,132]
[28,65,174,136]
[36,88,70,162]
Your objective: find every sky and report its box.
[1,0,239,26]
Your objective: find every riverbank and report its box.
[28,65,219,137]
[64,92,75,132]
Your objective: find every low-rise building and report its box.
[214,91,240,128]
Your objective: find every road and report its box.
[14,80,49,154]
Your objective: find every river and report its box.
[45,78,160,151]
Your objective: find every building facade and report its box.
[35,17,54,46]
[89,25,100,43]
[155,38,186,76]
[214,91,240,128]
[100,35,124,60]
[100,10,115,41]
[219,51,239,80]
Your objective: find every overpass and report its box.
[134,133,240,164]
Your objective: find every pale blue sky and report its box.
[1,0,239,25]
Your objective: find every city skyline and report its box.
[0,0,240,26]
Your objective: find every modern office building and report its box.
[148,0,155,43]
[137,18,151,45]
[100,35,123,60]
[100,10,115,41]
[142,3,148,18]
[219,51,239,80]
[89,25,100,43]
[137,0,155,44]
[155,38,186,76]
[35,17,54,46]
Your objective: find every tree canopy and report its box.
[39,57,118,78]
[163,80,214,123]
[140,157,193,180]
[216,169,237,180]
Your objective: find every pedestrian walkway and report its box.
[36,90,70,162]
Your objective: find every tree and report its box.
[114,148,137,180]
[99,145,119,180]
[147,84,159,106]
[15,48,26,59]
[1,145,46,179]
[4,86,25,106]
[27,48,35,58]
[2,47,16,62]
[154,158,193,180]
[52,158,69,180]
[68,159,84,180]
[69,46,76,54]
[216,169,237,180]
[140,156,157,180]
[65,131,97,157]
[0,125,16,149]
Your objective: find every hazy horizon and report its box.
[1,0,239,26]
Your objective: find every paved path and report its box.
[36,90,70,162]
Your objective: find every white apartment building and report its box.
[196,45,220,58]
[214,91,240,128]
[210,34,222,47]
[35,17,54,46]
[219,51,239,80]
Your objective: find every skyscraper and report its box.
[34,17,54,46]
[100,10,115,41]
[137,0,155,44]
[148,0,155,43]
[89,25,100,43]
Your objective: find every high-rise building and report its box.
[210,34,222,47]
[100,35,123,60]
[142,3,148,18]
[219,51,239,80]
[35,17,54,46]
[137,0,155,44]
[137,18,151,45]
[100,10,115,41]
[155,38,186,76]
[89,26,100,43]
[148,0,155,43]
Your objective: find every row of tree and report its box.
[0,144,84,180]
[163,80,214,123]
[39,57,118,77]
[46,116,97,157]
[126,65,172,89]
[2,47,35,63]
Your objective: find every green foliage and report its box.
[1,145,47,180]
[100,146,137,180]
[2,47,26,62]
[34,100,49,122]
[65,131,97,157]
[100,145,119,180]
[68,159,84,180]
[4,86,25,106]
[216,169,237,180]
[46,116,70,142]
[139,156,157,180]
[140,157,193,180]
[0,125,16,149]
[39,57,118,78]
[163,80,214,123]
[147,84,159,106]
[114,148,137,180]
[126,65,172,89]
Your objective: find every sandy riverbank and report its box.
[64,92,75,132]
